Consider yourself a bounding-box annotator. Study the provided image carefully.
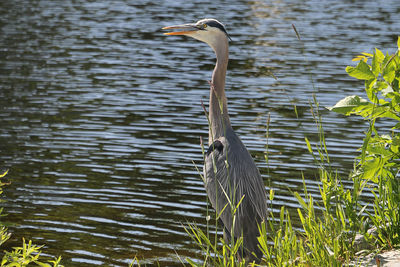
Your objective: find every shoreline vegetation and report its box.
[183,37,400,267]
[1,39,399,266]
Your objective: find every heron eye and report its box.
[203,24,207,29]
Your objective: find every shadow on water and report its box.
[0,0,399,265]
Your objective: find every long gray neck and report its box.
[209,38,231,143]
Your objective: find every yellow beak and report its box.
[162,24,199,36]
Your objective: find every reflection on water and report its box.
[0,0,399,265]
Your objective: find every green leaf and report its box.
[375,48,385,66]
[383,69,395,84]
[361,52,373,57]
[269,189,275,201]
[371,53,380,76]
[373,81,388,92]
[34,261,50,267]
[346,60,375,80]
[185,258,199,267]
[375,48,385,64]
[392,135,400,146]
[0,169,8,178]
[297,208,305,225]
[367,142,392,157]
[360,161,379,183]
[365,78,378,104]
[381,84,393,96]
[327,95,368,115]
[294,192,308,211]
[397,36,400,50]
[372,107,400,121]
[305,137,313,154]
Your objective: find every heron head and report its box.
[162,19,231,49]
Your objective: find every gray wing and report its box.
[203,132,267,261]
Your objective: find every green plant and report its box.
[265,99,366,266]
[184,220,248,267]
[258,194,304,266]
[329,37,400,250]
[1,239,63,267]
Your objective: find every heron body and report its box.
[163,19,268,263]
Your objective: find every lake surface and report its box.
[0,0,399,266]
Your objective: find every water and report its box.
[0,0,399,265]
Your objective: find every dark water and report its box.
[0,0,399,265]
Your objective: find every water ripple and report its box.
[0,0,399,266]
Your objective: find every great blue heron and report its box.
[163,18,268,263]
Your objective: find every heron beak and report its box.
[162,24,199,36]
